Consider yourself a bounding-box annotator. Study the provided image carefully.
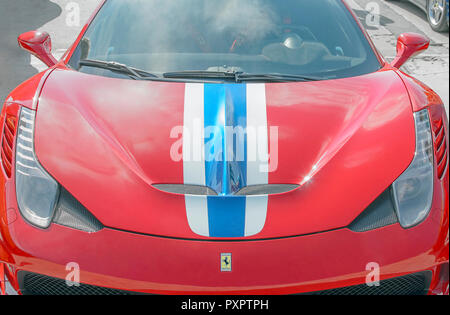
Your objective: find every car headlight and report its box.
[392,109,434,228]
[15,107,59,229]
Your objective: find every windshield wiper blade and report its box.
[78,59,159,80]
[236,73,323,82]
[163,70,238,80]
[163,70,324,83]
[78,62,325,83]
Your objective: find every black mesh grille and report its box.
[18,272,139,295]
[19,271,431,295]
[305,272,431,295]
[348,188,398,232]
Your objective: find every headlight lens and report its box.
[392,109,434,228]
[15,107,59,229]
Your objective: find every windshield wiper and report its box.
[77,63,325,83]
[78,59,159,80]
[163,70,324,82]
[236,73,324,82]
[163,70,238,80]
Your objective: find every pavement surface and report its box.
[0,0,448,111]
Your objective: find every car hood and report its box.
[34,68,415,239]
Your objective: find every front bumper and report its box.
[1,155,449,295]
[1,195,448,295]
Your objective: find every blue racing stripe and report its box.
[204,84,247,237]
[207,196,246,237]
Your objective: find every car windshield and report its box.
[69,0,381,81]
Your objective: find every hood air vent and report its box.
[153,184,299,196]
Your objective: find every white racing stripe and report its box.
[245,84,269,237]
[183,83,209,236]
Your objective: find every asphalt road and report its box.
[0,0,448,112]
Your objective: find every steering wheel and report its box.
[229,25,316,53]
[279,25,317,41]
[185,22,212,53]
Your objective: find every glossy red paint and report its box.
[17,31,57,68]
[0,261,4,295]
[27,68,416,240]
[397,70,445,112]
[3,69,54,110]
[391,33,430,69]
[0,167,448,294]
[0,0,448,295]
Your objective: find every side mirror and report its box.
[18,31,57,67]
[391,33,430,69]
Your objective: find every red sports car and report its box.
[0,0,448,295]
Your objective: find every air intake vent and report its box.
[1,114,18,177]
[433,118,448,178]
[53,188,104,233]
[235,184,299,196]
[18,271,431,295]
[153,184,299,196]
[153,184,218,196]
[304,271,431,295]
[18,271,138,295]
[348,188,398,232]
